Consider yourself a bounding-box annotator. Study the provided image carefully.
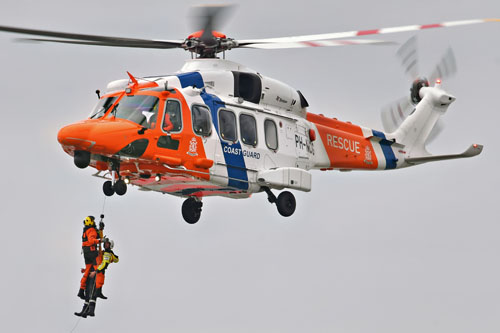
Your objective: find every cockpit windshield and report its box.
[89,96,118,119]
[111,95,159,129]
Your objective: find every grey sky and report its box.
[0,0,499,332]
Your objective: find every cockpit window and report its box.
[112,95,159,129]
[89,96,118,119]
[162,99,182,132]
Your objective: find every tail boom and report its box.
[307,113,402,171]
[306,84,482,171]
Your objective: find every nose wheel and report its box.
[263,187,296,217]
[182,197,203,224]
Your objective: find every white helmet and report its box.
[104,237,114,249]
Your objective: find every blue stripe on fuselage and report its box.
[372,130,397,170]
[177,72,205,89]
[177,72,249,190]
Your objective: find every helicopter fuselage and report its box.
[58,59,408,200]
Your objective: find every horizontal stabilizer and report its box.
[405,144,483,164]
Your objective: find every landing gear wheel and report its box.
[74,150,90,169]
[276,191,296,217]
[114,179,127,196]
[182,197,203,224]
[103,181,114,196]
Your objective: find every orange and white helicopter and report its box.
[0,8,495,223]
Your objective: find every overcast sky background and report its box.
[0,1,499,332]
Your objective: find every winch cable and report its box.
[69,317,81,333]
[101,196,107,217]
[98,196,107,252]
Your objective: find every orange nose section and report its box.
[58,119,144,155]
[57,122,96,149]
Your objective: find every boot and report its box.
[74,303,88,318]
[77,288,86,300]
[87,300,96,317]
[96,288,107,300]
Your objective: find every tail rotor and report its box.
[381,36,457,142]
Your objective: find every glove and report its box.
[99,221,105,230]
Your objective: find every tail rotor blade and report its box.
[396,36,419,80]
[429,47,457,83]
[427,119,445,143]
[380,96,413,133]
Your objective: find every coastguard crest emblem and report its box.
[187,137,198,156]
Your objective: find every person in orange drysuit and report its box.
[77,216,101,300]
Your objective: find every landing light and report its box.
[155,174,161,182]
[435,78,442,84]
[124,177,130,184]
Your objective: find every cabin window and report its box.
[112,94,159,128]
[219,109,237,142]
[264,119,278,150]
[163,99,182,132]
[89,96,118,119]
[192,105,212,137]
[240,114,257,146]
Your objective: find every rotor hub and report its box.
[182,31,238,58]
[410,78,430,104]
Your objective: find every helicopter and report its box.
[0,8,495,224]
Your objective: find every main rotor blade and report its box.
[240,39,395,49]
[16,37,182,49]
[0,25,183,49]
[238,18,499,45]
[190,5,234,46]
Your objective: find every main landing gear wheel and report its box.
[102,179,127,196]
[103,181,115,196]
[114,179,127,196]
[263,187,297,218]
[182,197,203,224]
[276,191,296,217]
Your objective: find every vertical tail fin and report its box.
[392,84,455,158]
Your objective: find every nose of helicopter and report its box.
[57,121,96,149]
[58,119,145,155]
